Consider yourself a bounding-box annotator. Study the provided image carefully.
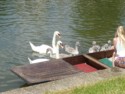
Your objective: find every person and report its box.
[112,26,125,68]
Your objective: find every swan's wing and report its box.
[100,44,107,51]
[36,44,53,54]
[65,45,75,52]
[89,47,94,53]
[29,41,53,54]
[30,58,49,64]
[89,46,99,53]
[59,53,71,58]
[94,45,100,52]
[39,44,52,48]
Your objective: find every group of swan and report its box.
[28,31,80,64]
[28,31,62,64]
[88,40,113,53]
[28,40,63,64]
[46,41,71,59]
[100,40,112,51]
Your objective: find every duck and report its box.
[88,41,100,53]
[28,57,49,64]
[29,31,61,54]
[64,41,80,56]
[46,41,70,59]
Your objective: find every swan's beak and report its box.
[58,33,61,38]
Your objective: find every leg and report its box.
[112,52,116,67]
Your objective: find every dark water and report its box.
[0,0,125,92]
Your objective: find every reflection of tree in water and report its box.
[70,0,125,38]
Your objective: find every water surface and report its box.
[0,0,125,92]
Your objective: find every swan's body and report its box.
[29,31,61,54]
[46,41,69,59]
[100,40,112,51]
[29,42,53,54]
[65,41,80,56]
[59,53,72,58]
[89,46,97,53]
[89,41,100,53]
[107,40,112,50]
[100,44,108,51]
[47,49,71,59]
[28,57,49,64]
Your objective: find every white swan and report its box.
[107,40,112,50]
[88,41,100,53]
[46,40,71,59]
[64,41,80,56]
[100,44,108,51]
[28,57,49,64]
[52,31,61,51]
[47,48,71,59]
[100,40,112,51]
[29,31,61,54]
[46,41,71,59]
[29,42,52,54]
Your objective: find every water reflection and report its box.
[71,0,125,39]
[0,0,125,92]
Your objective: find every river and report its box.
[0,0,125,92]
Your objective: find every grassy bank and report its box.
[47,76,125,94]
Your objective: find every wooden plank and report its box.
[99,58,113,67]
[11,59,81,84]
[84,49,114,68]
[11,50,113,84]
[87,49,114,59]
[74,63,97,73]
[63,54,108,69]
[83,54,110,69]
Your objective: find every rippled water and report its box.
[0,0,125,92]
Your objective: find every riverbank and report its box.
[1,67,125,94]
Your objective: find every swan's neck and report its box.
[55,45,60,59]
[75,45,78,51]
[52,33,56,49]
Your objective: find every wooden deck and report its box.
[11,59,80,84]
[11,50,114,84]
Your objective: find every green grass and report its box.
[47,76,125,94]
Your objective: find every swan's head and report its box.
[76,41,80,46]
[57,40,64,49]
[54,31,61,38]
[104,44,109,49]
[108,40,111,44]
[92,41,96,45]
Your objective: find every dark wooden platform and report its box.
[11,59,81,84]
[87,49,114,59]
[11,50,114,85]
